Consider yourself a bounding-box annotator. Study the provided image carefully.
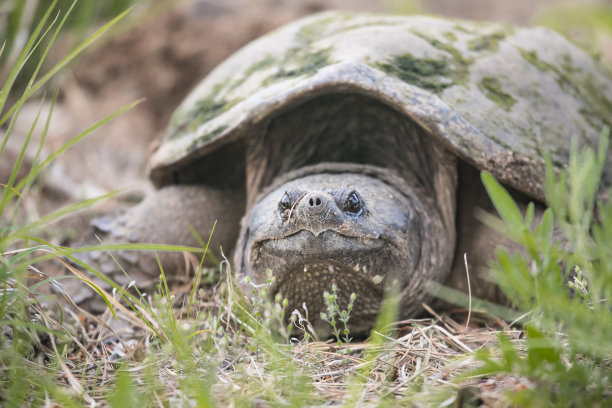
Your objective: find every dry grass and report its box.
[15,252,529,407]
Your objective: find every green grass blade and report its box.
[2,0,27,61]
[156,253,173,318]
[0,319,67,340]
[0,0,58,118]
[23,242,204,267]
[0,105,23,215]
[0,96,44,218]
[427,281,521,322]
[187,220,216,320]
[77,276,119,321]
[52,250,166,341]
[481,171,524,233]
[20,88,59,198]
[8,190,120,242]
[107,368,140,408]
[0,7,131,129]
[25,1,78,90]
[597,127,609,170]
[0,280,9,320]
[14,98,142,194]
[1,1,62,181]
[20,11,61,86]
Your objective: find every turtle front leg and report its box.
[68,185,244,311]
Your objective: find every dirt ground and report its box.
[3,0,611,223]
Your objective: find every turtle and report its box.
[74,11,612,334]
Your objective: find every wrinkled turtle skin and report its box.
[76,11,612,335]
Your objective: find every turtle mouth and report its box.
[259,229,385,257]
[254,230,390,291]
[251,230,391,332]
[273,259,384,333]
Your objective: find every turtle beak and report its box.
[294,192,343,236]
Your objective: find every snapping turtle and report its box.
[76,12,612,333]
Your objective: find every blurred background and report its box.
[1,0,611,220]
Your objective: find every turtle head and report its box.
[236,164,430,335]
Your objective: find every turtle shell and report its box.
[149,11,612,200]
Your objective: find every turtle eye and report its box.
[344,191,363,215]
[279,192,292,211]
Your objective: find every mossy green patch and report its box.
[167,46,330,141]
[247,55,277,73]
[266,48,331,82]
[207,125,228,140]
[296,14,347,42]
[519,49,551,72]
[411,31,471,86]
[478,76,517,111]
[170,56,278,137]
[226,56,277,93]
[443,31,457,42]
[453,24,475,34]
[187,125,228,152]
[468,30,508,53]
[420,35,469,65]
[167,46,331,141]
[377,54,453,93]
[560,53,580,75]
[184,98,238,134]
[167,83,240,140]
[378,31,471,93]
[579,77,612,131]
[519,48,612,130]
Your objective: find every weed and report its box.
[464,127,612,407]
[320,284,356,347]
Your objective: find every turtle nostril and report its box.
[308,195,323,207]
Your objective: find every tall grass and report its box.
[465,128,612,407]
[0,1,141,405]
[0,0,141,93]
[0,1,200,405]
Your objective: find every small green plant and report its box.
[244,268,293,344]
[106,367,141,408]
[568,265,591,302]
[320,283,356,346]
[462,128,612,406]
